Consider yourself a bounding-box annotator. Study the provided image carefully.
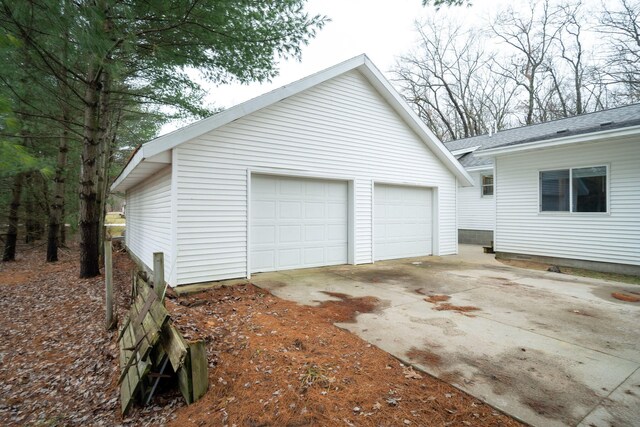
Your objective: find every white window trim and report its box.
[538,164,610,215]
[480,173,494,198]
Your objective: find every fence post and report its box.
[105,238,116,330]
[153,252,166,301]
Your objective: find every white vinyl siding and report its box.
[495,139,640,266]
[174,70,457,285]
[125,166,173,279]
[457,170,496,231]
[374,184,432,260]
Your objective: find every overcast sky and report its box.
[161,0,513,134]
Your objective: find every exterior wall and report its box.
[125,166,173,280]
[495,139,640,267]
[458,229,494,246]
[457,169,495,232]
[174,70,458,285]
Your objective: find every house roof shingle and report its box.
[444,103,640,169]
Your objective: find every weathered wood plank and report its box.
[153,252,166,301]
[176,346,193,405]
[189,341,208,402]
[105,239,115,330]
[159,322,188,372]
[120,322,139,414]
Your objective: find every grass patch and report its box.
[105,212,125,238]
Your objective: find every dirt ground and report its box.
[0,244,181,426]
[498,258,640,285]
[0,244,523,426]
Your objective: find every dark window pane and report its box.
[572,166,606,212]
[482,175,494,196]
[540,170,570,211]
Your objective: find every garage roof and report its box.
[111,54,473,192]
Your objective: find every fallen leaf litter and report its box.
[0,244,522,426]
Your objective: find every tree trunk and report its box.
[47,123,69,262]
[96,69,111,263]
[79,65,102,278]
[59,200,66,246]
[3,173,25,262]
[48,30,71,261]
[24,180,37,244]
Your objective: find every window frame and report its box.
[480,174,494,197]
[538,164,610,215]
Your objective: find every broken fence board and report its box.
[177,345,193,405]
[190,341,208,402]
[159,322,188,372]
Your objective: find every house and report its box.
[110,55,473,287]
[455,104,640,274]
[444,141,496,246]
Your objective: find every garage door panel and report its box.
[304,247,324,264]
[279,201,302,218]
[280,180,302,195]
[279,225,301,243]
[304,224,324,242]
[252,250,275,270]
[328,202,346,218]
[374,184,432,261]
[251,175,348,273]
[253,225,275,244]
[253,201,276,218]
[328,224,347,240]
[253,178,276,194]
[327,245,348,262]
[305,181,324,197]
[305,202,325,218]
[279,248,302,267]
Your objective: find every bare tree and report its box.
[599,0,640,103]
[394,19,516,141]
[396,0,637,139]
[491,0,564,125]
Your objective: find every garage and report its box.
[374,184,432,260]
[112,56,473,286]
[250,174,349,273]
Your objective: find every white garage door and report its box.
[250,175,348,273]
[374,184,432,261]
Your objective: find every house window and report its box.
[540,166,607,213]
[540,169,570,211]
[572,166,607,212]
[481,174,494,196]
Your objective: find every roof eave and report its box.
[110,148,144,192]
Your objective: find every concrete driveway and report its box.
[251,245,640,427]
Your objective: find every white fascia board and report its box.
[450,145,481,156]
[464,165,494,172]
[110,148,144,192]
[476,125,640,157]
[358,57,474,187]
